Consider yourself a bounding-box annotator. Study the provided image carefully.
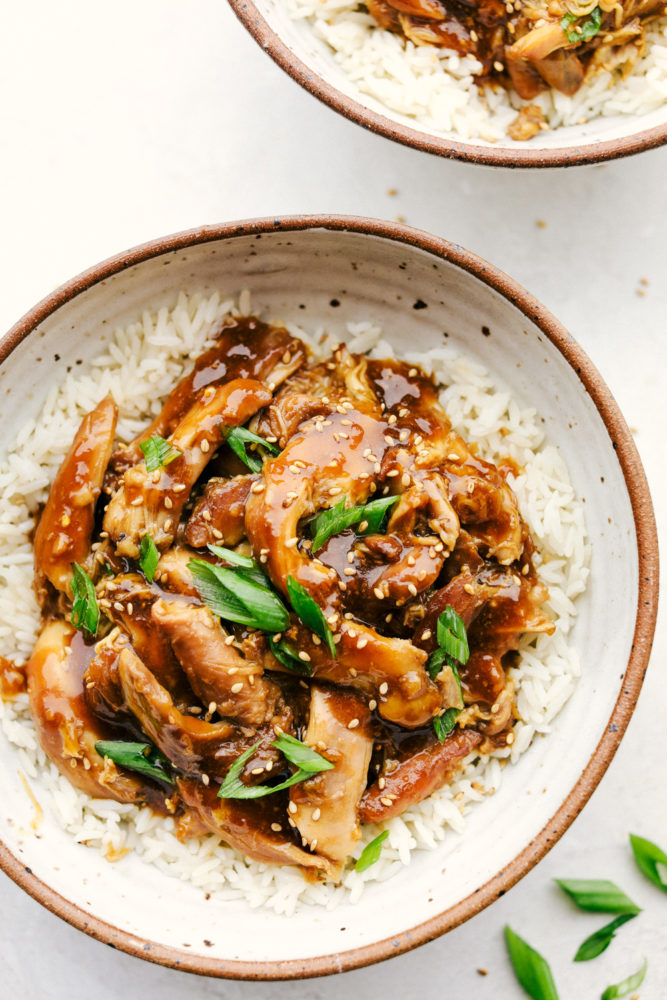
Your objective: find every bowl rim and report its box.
[0,215,659,980]
[228,0,667,168]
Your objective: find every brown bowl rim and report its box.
[228,0,667,168]
[0,215,659,979]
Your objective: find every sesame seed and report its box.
[312,634,321,645]
[386,469,399,478]
[343,567,357,576]
[250,482,265,494]
[312,807,321,821]
[401,473,411,487]
[373,587,384,600]
[407,583,418,596]
[357,638,368,649]
[212,528,223,539]
[421,629,432,641]
[378,776,386,790]
[202,774,210,786]
[298,651,311,662]
[163,519,173,532]
[463,583,475,595]
[231,682,244,693]
[494,60,504,72]
[251,767,265,775]
[348,628,357,638]
[202,510,211,521]
[130,497,143,507]
[341,419,352,426]
[398,408,409,417]
[113,601,124,612]
[348,718,360,729]
[271,822,282,832]
[506,732,515,745]
[225,636,235,646]
[285,537,299,549]
[329,486,342,496]
[369,699,377,711]
[407,555,416,567]
[380,796,393,807]
[379,682,389,695]
[288,801,298,814]
[387,414,397,424]
[164,496,173,509]
[208,702,217,714]
[200,438,210,454]
[408,368,417,377]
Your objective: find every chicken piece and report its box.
[178,778,339,878]
[104,378,271,558]
[83,627,129,725]
[443,455,524,565]
[152,599,288,730]
[505,53,547,99]
[26,620,161,805]
[153,545,201,596]
[34,396,117,596]
[117,646,281,781]
[111,317,306,472]
[96,573,186,696]
[508,20,569,61]
[185,474,256,548]
[360,729,482,822]
[508,104,548,140]
[534,48,585,95]
[290,687,373,865]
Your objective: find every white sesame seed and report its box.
[369,699,377,711]
[250,482,266,494]
[231,682,244,693]
[200,439,210,453]
[378,776,386,790]
[164,496,173,509]
[163,519,173,532]
[348,718,360,729]
[312,807,321,821]
[202,774,210,786]
[343,567,357,576]
[357,638,368,649]
[407,583,418,596]
[288,801,298,814]
[379,682,389,695]
[298,651,311,662]
[381,796,393,807]
[271,822,282,832]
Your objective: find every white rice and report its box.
[0,291,589,914]
[287,0,667,142]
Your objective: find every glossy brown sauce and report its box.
[0,655,26,699]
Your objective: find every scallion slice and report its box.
[629,833,667,893]
[355,830,389,872]
[560,5,601,42]
[139,434,182,472]
[310,494,399,552]
[218,736,333,800]
[139,534,159,583]
[188,559,289,632]
[505,926,559,1000]
[601,958,647,1000]
[555,879,640,915]
[269,636,313,676]
[207,543,268,588]
[95,740,173,784]
[286,575,336,658]
[70,562,99,639]
[573,913,636,963]
[225,426,278,473]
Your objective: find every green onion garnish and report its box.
[629,833,667,893]
[555,879,640,915]
[427,606,468,742]
[560,5,601,42]
[225,426,278,473]
[70,562,99,639]
[601,957,647,1000]
[269,636,313,676]
[139,534,159,583]
[95,740,173,784]
[573,913,636,963]
[218,734,333,800]
[310,494,399,552]
[207,543,268,588]
[287,575,336,658]
[355,830,389,872]
[139,434,182,472]
[189,558,289,632]
[504,926,559,1000]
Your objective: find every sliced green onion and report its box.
[505,926,559,1000]
[95,740,173,784]
[355,830,389,872]
[218,737,332,800]
[287,575,336,658]
[70,562,99,639]
[269,636,313,676]
[629,833,667,893]
[225,426,278,473]
[601,958,647,1000]
[272,733,334,774]
[310,494,399,552]
[436,605,470,665]
[139,534,160,584]
[560,5,601,42]
[189,559,289,632]
[207,543,267,588]
[139,434,182,472]
[555,879,640,915]
[574,913,637,963]
[433,707,459,743]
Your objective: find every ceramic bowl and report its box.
[229,0,667,167]
[0,217,658,978]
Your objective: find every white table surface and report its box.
[1,3,666,996]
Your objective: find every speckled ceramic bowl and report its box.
[229,0,667,167]
[0,217,658,978]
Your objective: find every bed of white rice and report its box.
[0,291,589,914]
[287,0,667,142]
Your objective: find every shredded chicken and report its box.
[19,315,554,881]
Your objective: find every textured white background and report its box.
[1,2,666,996]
